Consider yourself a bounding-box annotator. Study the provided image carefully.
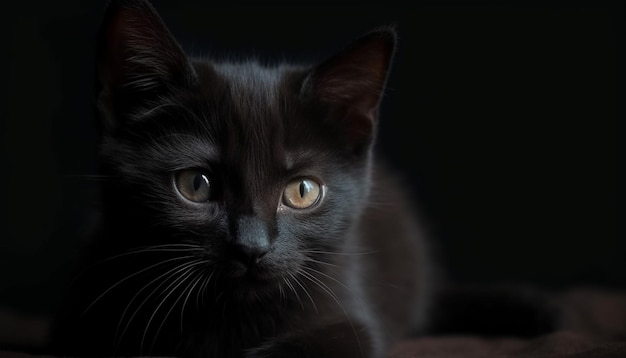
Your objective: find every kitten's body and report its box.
[51,1,434,357]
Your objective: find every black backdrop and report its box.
[1,1,622,316]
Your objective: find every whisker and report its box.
[303,266,353,294]
[180,268,208,333]
[75,244,204,282]
[297,269,363,358]
[82,255,195,317]
[108,245,203,261]
[116,259,203,346]
[196,270,214,312]
[278,278,286,302]
[290,273,318,314]
[149,262,204,352]
[283,275,303,311]
[302,256,342,268]
[299,249,379,256]
[114,258,201,344]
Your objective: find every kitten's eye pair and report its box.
[174,170,322,209]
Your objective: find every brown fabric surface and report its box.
[388,332,626,358]
[1,288,625,358]
[388,287,626,358]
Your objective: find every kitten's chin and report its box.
[224,261,286,300]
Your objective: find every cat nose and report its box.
[233,242,270,265]
[233,216,271,265]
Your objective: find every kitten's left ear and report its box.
[302,27,396,149]
[96,0,197,132]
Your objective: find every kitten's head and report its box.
[95,0,395,299]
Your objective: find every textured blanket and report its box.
[390,288,626,358]
[1,287,625,358]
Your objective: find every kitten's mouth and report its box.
[228,260,276,283]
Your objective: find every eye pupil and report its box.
[193,174,204,191]
[299,181,308,198]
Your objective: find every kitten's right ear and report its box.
[96,0,196,132]
[301,27,396,152]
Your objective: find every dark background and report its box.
[1,1,622,318]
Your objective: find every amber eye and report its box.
[283,178,322,209]
[174,169,211,203]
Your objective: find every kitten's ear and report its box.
[96,0,196,131]
[302,27,396,149]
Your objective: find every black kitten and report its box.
[51,1,434,357]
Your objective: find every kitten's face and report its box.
[96,1,394,299]
[100,64,371,294]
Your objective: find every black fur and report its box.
[50,1,565,356]
[51,1,433,357]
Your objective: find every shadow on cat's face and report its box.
[93,0,395,302]
[99,62,373,300]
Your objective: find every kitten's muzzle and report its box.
[231,215,272,267]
